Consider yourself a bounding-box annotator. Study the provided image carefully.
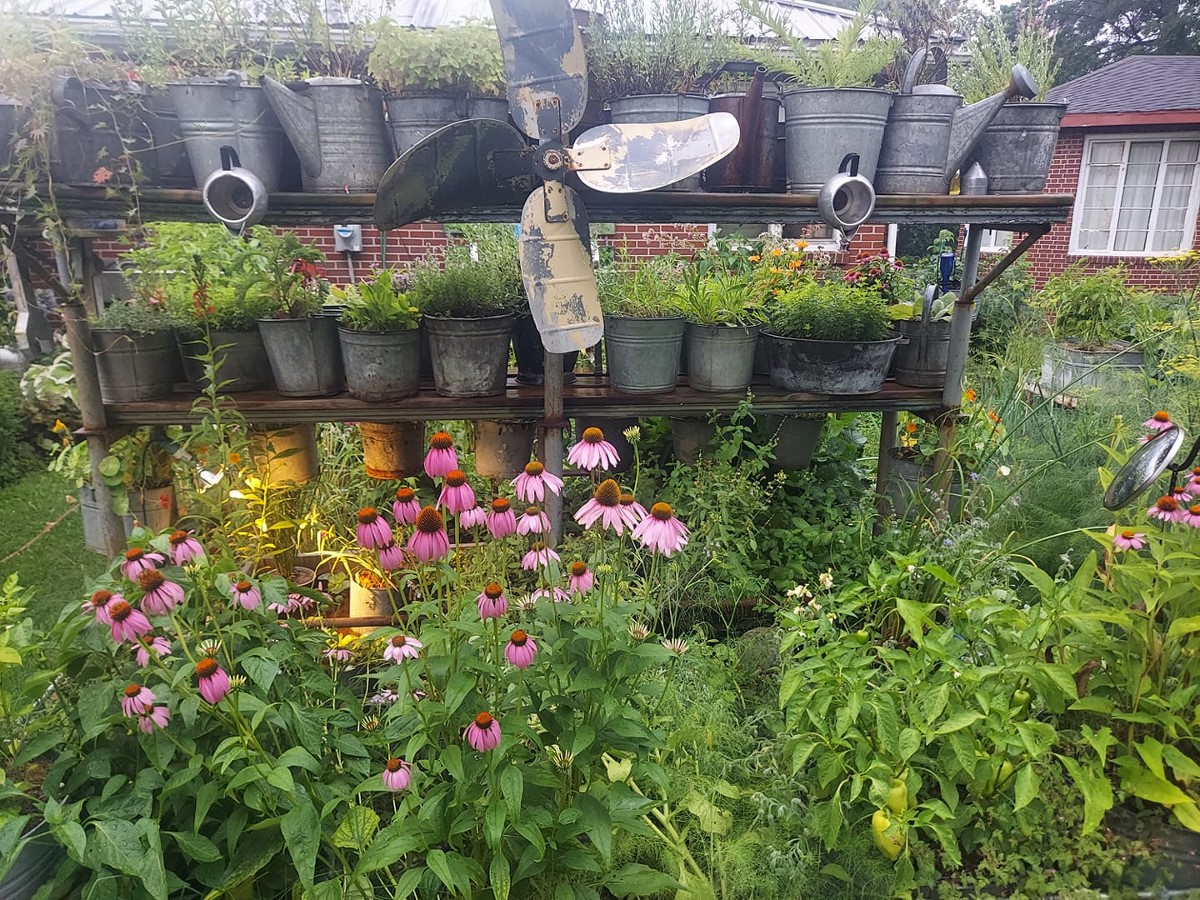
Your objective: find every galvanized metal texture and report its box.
[572,112,740,193]
[489,0,587,141]
[372,118,532,230]
[519,183,602,354]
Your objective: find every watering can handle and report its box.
[219,146,241,172]
[839,153,860,177]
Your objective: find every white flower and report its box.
[786,584,813,600]
[818,572,834,590]
[997,465,1011,477]
[622,425,641,443]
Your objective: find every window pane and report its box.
[1113,142,1164,252]
[1166,141,1199,164]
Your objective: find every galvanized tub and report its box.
[1040,340,1146,396]
[359,422,424,479]
[178,330,272,392]
[609,94,709,191]
[685,322,762,393]
[168,78,288,191]
[474,419,535,478]
[249,424,320,484]
[892,318,951,388]
[963,102,1067,194]
[50,77,147,186]
[142,89,195,188]
[604,315,685,394]
[258,316,344,397]
[782,88,894,192]
[337,326,420,401]
[425,314,514,399]
[92,328,179,402]
[261,77,392,193]
[79,483,111,554]
[874,93,963,195]
[765,331,899,395]
[0,98,24,180]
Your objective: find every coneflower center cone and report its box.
[357,507,379,524]
[594,479,620,506]
[195,658,219,678]
[484,582,504,599]
[430,431,453,449]
[138,570,166,590]
[445,470,467,487]
[415,507,444,533]
[570,561,588,577]
[491,498,510,513]
[525,460,544,476]
[474,711,495,729]
[582,427,605,444]
[650,502,675,520]
[510,630,528,646]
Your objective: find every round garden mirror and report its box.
[1103,425,1187,510]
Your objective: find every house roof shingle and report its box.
[1045,55,1200,115]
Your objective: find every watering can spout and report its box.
[260,76,323,180]
[944,64,1038,184]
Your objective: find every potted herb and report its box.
[741,0,899,192]
[335,269,423,401]
[598,253,687,394]
[367,23,508,157]
[89,289,181,403]
[1036,263,1148,396]
[671,265,764,393]
[408,255,520,399]
[243,229,343,397]
[763,278,899,394]
[101,427,179,532]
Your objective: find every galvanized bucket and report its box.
[884,449,964,521]
[258,316,344,397]
[142,89,195,188]
[261,77,392,193]
[874,93,963,195]
[474,419,535,479]
[0,98,24,179]
[765,331,899,395]
[359,422,424,479]
[337,326,420,401]
[349,576,394,634]
[609,94,709,191]
[467,96,510,121]
[92,328,179,403]
[79,483,111,554]
[50,77,147,186]
[604,315,685,394]
[168,78,288,191]
[425,314,514,399]
[685,322,762,393]
[249,424,320,484]
[755,414,824,470]
[124,484,177,536]
[892,318,951,388]
[671,417,718,464]
[781,88,893,192]
[705,92,780,192]
[963,102,1067,194]
[178,330,273,392]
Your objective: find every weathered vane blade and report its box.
[519,183,602,354]
[489,0,587,142]
[373,119,532,230]
[572,112,741,193]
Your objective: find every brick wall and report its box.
[1026,125,1200,291]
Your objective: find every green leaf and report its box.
[331,805,380,850]
[238,652,280,692]
[1014,562,1056,598]
[168,830,221,863]
[267,765,295,794]
[282,801,321,888]
[780,667,805,709]
[0,645,21,665]
[442,745,465,782]
[571,725,596,757]
[1123,770,1192,805]
[357,825,423,873]
[484,797,506,850]
[490,853,511,900]
[444,671,476,715]
[393,866,425,899]
[1013,765,1037,812]
[218,831,285,890]
[137,817,169,900]
[574,793,613,862]
[683,791,732,834]
[933,711,984,735]
[1059,755,1112,834]
[897,728,921,761]
[1168,615,1200,639]
[500,765,523,822]
[601,863,682,896]
[90,820,145,877]
[55,821,87,860]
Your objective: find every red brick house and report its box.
[1025,56,1200,290]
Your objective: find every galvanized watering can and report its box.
[202,146,267,234]
[818,152,876,241]
[874,51,1038,195]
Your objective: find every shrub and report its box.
[768,281,892,342]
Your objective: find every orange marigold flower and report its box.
[748,254,761,262]
[964,388,977,403]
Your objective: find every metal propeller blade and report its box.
[373,119,533,230]
[519,183,602,354]
[572,112,742,193]
[489,0,587,142]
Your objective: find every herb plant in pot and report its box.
[764,278,899,394]
[335,270,423,401]
[243,229,344,397]
[598,254,686,394]
[673,267,764,393]
[89,290,181,403]
[409,257,519,399]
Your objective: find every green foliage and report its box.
[1047,0,1199,85]
[90,295,174,334]
[671,268,764,327]
[767,280,892,342]
[1036,262,1146,349]
[235,227,328,319]
[334,270,422,332]
[949,6,1059,101]
[0,371,36,488]
[409,251,524,319]
[597,253,687,319]
[368,22,506,95]
[738,0,900,87]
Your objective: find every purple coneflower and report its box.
[324,645,353,662]
[137,570,185,616]
[121,547,165,581]
[138,705,171,734]
[574,479,626,534]
[1143,410,1174,432]
[632,502,690,557]
[230,579,261,611]
[1148,496,1185,524]
[512,460,563,504]
[517,505,550,535]
[82,588,118,624]
[567,561,594,595]
[368,689,399,706]
[1185,505,1200,528]
[121,683,155,717]
[486,497,517,539]
[108,600,152,643]
[1186,467,1200,495]
[379,540,405,571]
[424,431,458,480]
[459,502,487,530]
[530,586,571,604]
[477,582,508,619]
[505,630,538,669]
[195,657,231,705]
[1171,485,1193,506]
[567,426,620,471]
[1113,529,1147,550]
[522,541,560,571]
[438,470,476,515]
[393,486,421,525]
[381,757,412,791]
[135,633,172,667]
[618,492,648,528]
[167,529,204,565]
[408,506,450,562]
[356,507,393,550]
[383,634,422,663]
[465,711,502,751]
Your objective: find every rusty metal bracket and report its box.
[566,142,612,173]
[958,224,1049,307]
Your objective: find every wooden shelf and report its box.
[3,185,1075,232]
[102,376,945,426]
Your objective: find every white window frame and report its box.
[1070,132,1200,258]
[979,228,1012,253]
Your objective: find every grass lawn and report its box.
[0,469,108,627]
